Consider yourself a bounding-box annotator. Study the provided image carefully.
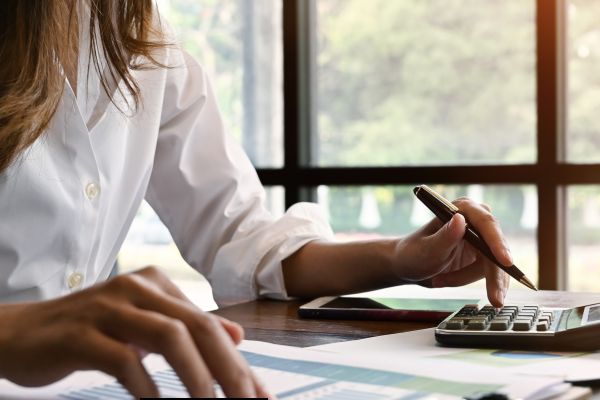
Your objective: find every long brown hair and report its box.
[0,0,168,173]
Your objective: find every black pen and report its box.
[413,184,537,291]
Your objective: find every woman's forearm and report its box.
[282,206,512,307]
[282,239,404,298]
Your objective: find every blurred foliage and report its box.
[161,0,245,142]
[327,185,530,236]
[316,0,536,166]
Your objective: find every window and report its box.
[122,0,600,296]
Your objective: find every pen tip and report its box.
[519,276,538,291]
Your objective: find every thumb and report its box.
[426,213,466,261]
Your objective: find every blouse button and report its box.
[85,183,100,200]
[67,272,83,289]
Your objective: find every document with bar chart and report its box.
[0,341,562,400]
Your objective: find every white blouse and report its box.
[0,16,332,306]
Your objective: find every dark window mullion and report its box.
[282,0,317,207]
[537,0,566,290]
[257,164,600,187]
[282,0,301,207]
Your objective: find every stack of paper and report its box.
[312,328,599,399]
[0,340,567,399]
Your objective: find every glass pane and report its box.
[568,186,600,291]
[567,1,600,162]
[315,0,536,166]
[317,185,539,287]
[118,187,285,309]
[159,0,283,168]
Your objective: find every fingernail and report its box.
[454,213,465,226]
[446,214,456,229]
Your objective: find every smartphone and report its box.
[298,296,481,322]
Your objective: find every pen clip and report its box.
[420,185,459,213]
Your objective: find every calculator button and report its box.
[445,319,465,330]
[489,320,510,331]
[537,316,550,324]
[536,321,549,331]
[474,314,493,323]
[517,312,537,320]
[541,312,553,321]
[479,306,498,315]
[498,312,515,320]
[449,317,471,324]
[456,305,479,316]
[513,319,533,331]
[468,315,489,322]
[518,310,537,316]
[467,320,488,330]
[456,310,474,316]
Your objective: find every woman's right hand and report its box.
[0,266,270,398]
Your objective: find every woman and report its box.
[0,0,512,398]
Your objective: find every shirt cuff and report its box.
[209,202,334,307]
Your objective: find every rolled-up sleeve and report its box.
[145,48,333,306]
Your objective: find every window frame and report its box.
[255,0,600,290]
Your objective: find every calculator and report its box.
[435,303,600,351]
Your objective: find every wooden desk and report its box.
[212,289,600,348]
[213,299,435,347]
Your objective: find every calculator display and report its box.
[585,305,600,323]
[562,307,584,329]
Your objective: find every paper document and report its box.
[0,340,563,399]
[312,327,600,382]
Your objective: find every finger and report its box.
[72,329,158,398]
[183,313,257,398]
[416,216,445,236]
[129,289,258,398]
[454,198,513,267]
[99,306,215,398]
[483,261,510,308]
[134,266,193,302]
[431,262,484,288]
[252,369,275,399]
[423,213,466,264]
[216,316,245,344]
[432,260,508,308]
[128,269,246,344]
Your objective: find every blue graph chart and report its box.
[60,351,499,400]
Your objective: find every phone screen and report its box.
[299,297,480,322]
[321,297,478,312]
